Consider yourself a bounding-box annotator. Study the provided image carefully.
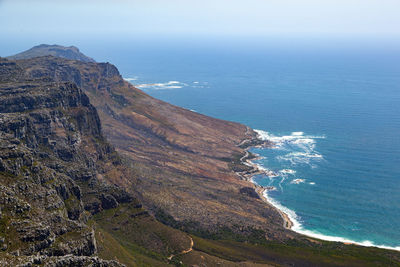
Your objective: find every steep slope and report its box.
[3,48,400,266]
[6,44,95,63]
[0,64,122,265]
[0,58,192,266]
[12,55,289,241]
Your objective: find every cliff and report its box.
[0,58,192,266]
[2,47,400,266]
[9,55,289,241]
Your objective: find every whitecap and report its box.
[252,130,400,251]
[262,190,301,228]
[294,228,400,252]
[291,178,305,184]
[124,77,138,81]
[277,152,323,166]
[254,164,279,177]
[279,169,296,175]
[136,81,188,90]
[254,130,325,151]
[292,138,315,145]
[165,86,183,89]
[261,190,400,252]
[291,131,304,136]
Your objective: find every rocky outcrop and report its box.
[0,255,124,267]
[0,59,133,265]
[4,53,290,240]
[2,46,400,267]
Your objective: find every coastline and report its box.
[256,187,293,229]
[235,134,295,230]
[236,131,400,252]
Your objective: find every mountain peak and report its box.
[6,44,95,63]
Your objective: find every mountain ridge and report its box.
[6,44,95,63]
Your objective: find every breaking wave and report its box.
[123,77,138,81]
[262,190,400,251]
[124,78,210,90]
[254,130,400,251]
[255,130,325,168]
[135,81,188,90]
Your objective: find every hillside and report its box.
[0,58,193,266]
[1,46,400,266]
[11,54,289,240]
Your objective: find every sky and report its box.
[1,0,400,38]
[1,0,400,54]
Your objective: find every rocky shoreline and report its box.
[236,133,294,230]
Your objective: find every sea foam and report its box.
[279,169,296,175]
[261,190,400,251]
[123,77,138,81]
[254,130,400,251]
[136,81,188,90]
[255,130,324,167]
[291,178,306,184]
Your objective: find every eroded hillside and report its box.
[0,58,192,266]
[12,55,289,240]
[2,47,400,266]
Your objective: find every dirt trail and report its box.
[167,236,194,261]
[237,127,252,147]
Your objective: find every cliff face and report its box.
[10,55,289,240]
[2,47,400,266]
[0,59,132,266]
[0,58,206,267]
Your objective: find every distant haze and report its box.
[1,0,400,39]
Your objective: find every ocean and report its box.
[4,38,400,249]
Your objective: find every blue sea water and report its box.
[109,42,400,249]
[4,39,400,249]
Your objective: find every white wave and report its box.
[295,228,400,251]
[291,131,304,136]
[255,130,325,144]
[255,130,324,152]
[277,152,323,166]
[262,190,302,229]
[253,130,400,251]
[261,190,400,251]
[253,130,324,186]
[282,152,323,159]
[255,130,324,167]
[291,178,305,184]
[124,77,138,81]
[136,81,188,90]
[193,81,199,84]
[292,138,315,145]
[255,164,279,177]
[279,169,296,175]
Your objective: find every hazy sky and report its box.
[1,0,400,40]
